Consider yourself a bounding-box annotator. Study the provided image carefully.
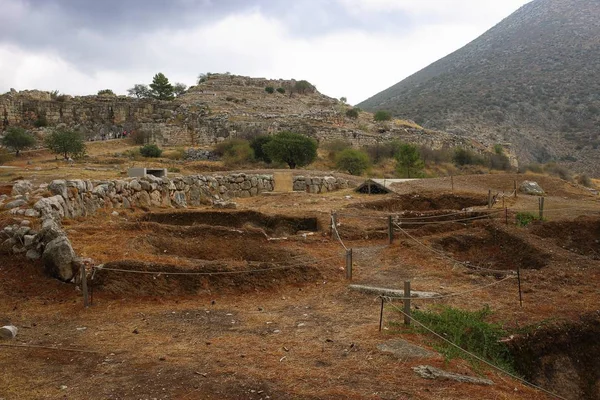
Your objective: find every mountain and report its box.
[358,0,600,175]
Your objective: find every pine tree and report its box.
[149,73,174,100]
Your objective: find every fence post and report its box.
[346,249,353,280]
[388,216,393,244]
[517,266,523,308]
[81,265,89,308]
[404,281,411,325]
[379,296,385,332]
[331,212,337,240]
[488,190,493,209]
[538,197,545,220]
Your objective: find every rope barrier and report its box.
[382,275,515,301]
[396,213,502,225]
[394,222,515,275]
[92,255,340,277]
[331,214,349,251]
[385,300,569,400]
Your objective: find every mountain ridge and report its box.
[359,0,600,175]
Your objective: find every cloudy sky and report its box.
[0,0,531,104]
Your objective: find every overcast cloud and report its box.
[0,0,531,104]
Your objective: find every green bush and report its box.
[250,135,273,163]
[97,89,115,96]
[374,110,392,122]
[410,305,515,373]
[453,147,485,166]
[276,87,285,94]
[34,115,48,127]
[265,86,275,94]
[345,108,359,119]
[215,139,254,166]
[336,148,370,175]
[515,212,541,227]
[263,131,317,169]
[139,143,163,158]
[577,173,593,187]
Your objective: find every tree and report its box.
[293,80,313,95]
[340,97,347,103]
[149,72,174,100]
[127,84,151,99]
[197,72,212,84]
[336,148,370,175]
[263,131,318,169]
[173,83,188,97]
[395,143,424,178]
[140,143,162,158]
[265,86,275,94]
[276,87,286,94]
[250,135,273,163]
[374,110,392,122]
[97,89,115,96]
[1,127,36,156]
[45,128,86,159]
[346,108,359,119]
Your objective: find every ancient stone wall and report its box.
[0,173,351,281]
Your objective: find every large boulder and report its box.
[11,180,33,196]
[519,181,545,196]
[42,236,76,281]
[48,180,68,198]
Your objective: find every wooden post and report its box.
[81,265,89,308]
[346,249,353,280]
[451,175,454,193]
[379,296,385,332]
[517,266,523,308]
[514,180,518,198]
[404,281,411,325]
[488,190,492,209]
[538,197,545,220]
[331,212,337,240]
[388,216,393,244]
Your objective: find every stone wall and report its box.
[1,173,351,281]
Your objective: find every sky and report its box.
[0,0,531,105]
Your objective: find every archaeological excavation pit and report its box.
[142,210,319,237]
[432,225,549,271]
[529,217,600,260]
[350,193,489,213]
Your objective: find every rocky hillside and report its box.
[358,0,600,175]
[0,74,475,156]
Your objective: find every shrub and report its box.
[345,108,359,119]
[1,126,36,156]
[214,139,254,166]
[409,305,515,373]
[263,131,318,169]
[250,135,273,163]
[139,143,163,158]
[544,162,573,181]
[374,110,392,122]
[453,147,485,166]
[577,173,593,187]
[276,87,285,94]
[493,144,504,155]
[97,89,115,96]
[163,147,186,160]
[336,148,370,175]
[265,86,275,94]
[487,153,511,171]
[293,80,313,94]
[419,146,452,165]
[34,115,48,128]
[523,163,544,174]
[516,212,541,227]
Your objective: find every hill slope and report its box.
[358,0,600,175]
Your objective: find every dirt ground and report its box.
[1,162,600,399]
